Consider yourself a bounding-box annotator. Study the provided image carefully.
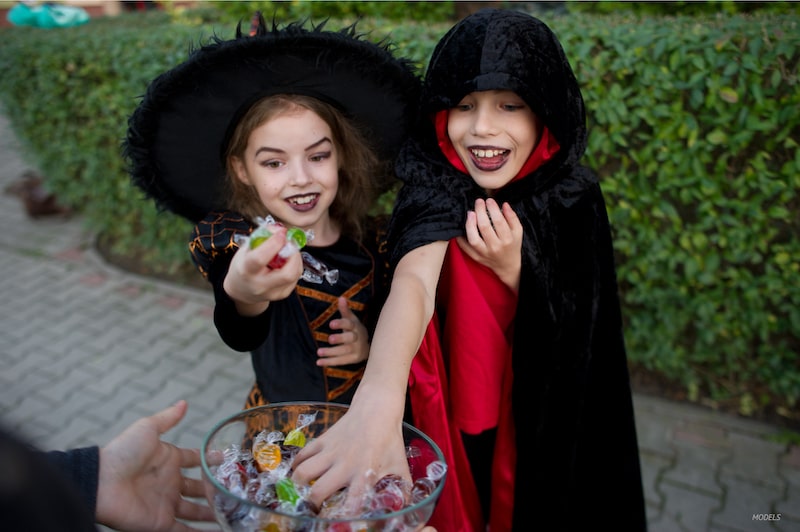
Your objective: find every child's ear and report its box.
[231,157,252,185]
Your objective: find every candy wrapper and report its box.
[300,252,339,285]
[233,216,339,285]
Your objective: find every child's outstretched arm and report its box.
[457,197,523,293]
[291,240,448,510]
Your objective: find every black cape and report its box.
[389,9,647,530]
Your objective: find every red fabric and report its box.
[489,335,516,532]
[442,241,515,434]
[408,109,560,530]
[442,241,517,532]
[435,110,468,173]
[409,242,517,531]
[409,315,484,532]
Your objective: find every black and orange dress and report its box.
[189,210,389,408]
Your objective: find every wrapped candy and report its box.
[239,215,311,270]
[300,252,339,285]
[254,226,307,269]
[211,411,447,523]
[233,216,338,285]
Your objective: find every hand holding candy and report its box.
[237,216,338,285]
[316,296,369,366]
[224,225,304,316]
[249,223,309,269]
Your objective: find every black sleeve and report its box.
[188,210,252,282]
[0,427,99,532]
[212,273,273,352]
[188,211,272,351]
[1,426,97,531]
[44,447,100,521]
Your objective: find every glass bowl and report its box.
[201,402,446,532]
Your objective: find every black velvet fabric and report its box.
[390,9,647,530]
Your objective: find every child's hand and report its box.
[317,296,369,365]
[457,197,523,292]
[223,225,304,316]
[292,393,410,511]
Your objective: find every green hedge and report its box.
[563,13,800,418]
[0,8,797,423]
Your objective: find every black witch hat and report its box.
[123,13,420,223]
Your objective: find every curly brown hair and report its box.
[224,94,386,242]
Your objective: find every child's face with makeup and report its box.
[232,107,339,239]
[447,89,540,192]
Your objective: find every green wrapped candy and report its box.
[249,224,309,269]
[284,427,306,448]
[276,477,301,505]
[249,226,273,249]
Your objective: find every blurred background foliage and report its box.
[0,1,797,427]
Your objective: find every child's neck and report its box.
[306,223,340,247]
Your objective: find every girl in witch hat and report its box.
[124,14,419,411]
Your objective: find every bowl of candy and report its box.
[201,402,447,532]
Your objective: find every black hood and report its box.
[422,8,587,181]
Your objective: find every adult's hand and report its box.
[95,400,216,531]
